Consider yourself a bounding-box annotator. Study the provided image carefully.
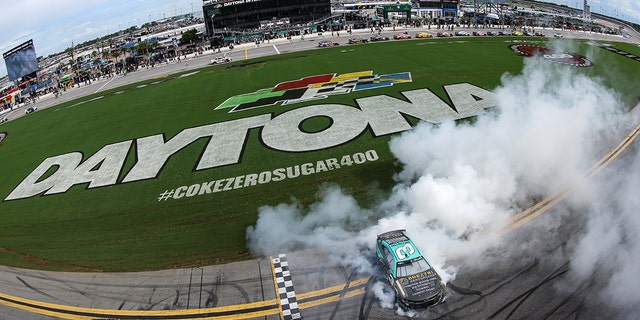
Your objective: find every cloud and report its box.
[0,0,191,77]
[553,0,640,23]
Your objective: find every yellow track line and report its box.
[297,276,370,300]
[0,274,370,319]
[503,124,640,235]
[0,291,280,319]
[299,288,367,309]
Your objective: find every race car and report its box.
[369,34,390,41]
[25,106,37,114]
[348,37,368,44]
[376,229,446,309]
[393,33,411,39]
[210,56,231,64]
[415,32,432,38]
[318,40,339,47]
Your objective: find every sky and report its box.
[0,0,196,78]
[1,0,639,78]
[549,0,640,23]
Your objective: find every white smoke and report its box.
[246,42,638,315]
[567,150,640,318]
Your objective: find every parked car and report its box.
[416,32,432,38]
[318,40,339,47]
[394,33,411,39]
[376,229,446,309]
[348,37,368,44]
[370,34,390,41]
[210,56,231,64]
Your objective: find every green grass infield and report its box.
[1,36,639,271]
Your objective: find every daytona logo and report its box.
[5,82,496,201]
[216,71,412,112]
[508,45,593,67]
[0,131,7,146]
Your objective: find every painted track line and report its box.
[94,77,115,94]
[502,123,640,235]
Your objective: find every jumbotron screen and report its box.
[3,40,39,81]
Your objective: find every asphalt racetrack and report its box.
[1,26,639,319]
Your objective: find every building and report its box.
[202,0,332,37]
[413,0,459,23]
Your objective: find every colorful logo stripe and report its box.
[215,71,412,112]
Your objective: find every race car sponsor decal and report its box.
[216,71,412,112]
[508,45,593,67]
[379,231,406,241]
[400,269,441,296]
[0,131,7,146]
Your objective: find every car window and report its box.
[383,247,393,267]
[396,257,430,277]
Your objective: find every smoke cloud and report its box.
[246,42,638,316]
[567,147,640,318]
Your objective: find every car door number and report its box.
[395,243,415,259]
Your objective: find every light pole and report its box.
[211,14,216,37]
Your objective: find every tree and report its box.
[96,38,104,54]
[120,47,130,68]
[179,28,198,45]
[150,41,160,53]
[136,41,152,57]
